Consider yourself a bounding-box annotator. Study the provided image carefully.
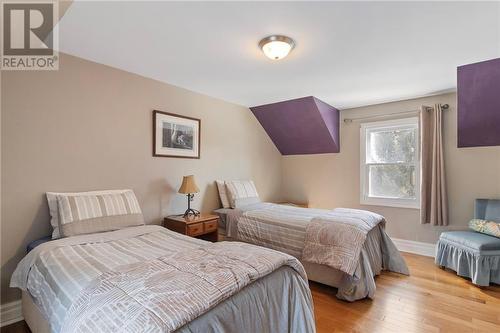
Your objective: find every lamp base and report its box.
[183,208,200,218]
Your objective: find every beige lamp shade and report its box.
[178,175,200,194]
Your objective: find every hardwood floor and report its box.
[2,252,499,333]
[312,253,500,333]
[0,321,29,333]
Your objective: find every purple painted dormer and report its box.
[250,96,340,155]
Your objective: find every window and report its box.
[360,117,420,209]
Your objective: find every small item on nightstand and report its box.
[178,175,200,217]
[164,214,219,242]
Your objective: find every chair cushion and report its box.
[439,231,500,251]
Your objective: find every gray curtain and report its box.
[420,104,448,226]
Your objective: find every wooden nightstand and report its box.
[164,214,219,242]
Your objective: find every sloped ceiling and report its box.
[250,97,339,155]
[56,1,500,109]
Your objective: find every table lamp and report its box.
[178,175,200,217]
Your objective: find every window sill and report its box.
[360,197,420,209]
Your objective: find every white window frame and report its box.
[360,117,420,209]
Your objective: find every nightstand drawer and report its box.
[204,220,217,232]
[164,214,219,242]
[187,223,204,236]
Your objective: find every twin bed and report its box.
[215,202,409,301]
[11,186,408,332]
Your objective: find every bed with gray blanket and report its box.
[11,225,315,333]
[215,202,409,301]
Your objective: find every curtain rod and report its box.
[343,104,449,123]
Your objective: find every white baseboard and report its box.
[392,238,436,257]
[1,300,23,327]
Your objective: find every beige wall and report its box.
[0,54,282,304]
[2,55,500,306]
[282,92,500,244]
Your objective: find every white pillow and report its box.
[46,192,61,239]
[56,190,143,237]
[46,189,138,239]
[233,197,261,208]
[225,180,260,208]
[216,180,231,209]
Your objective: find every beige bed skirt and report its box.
[301,261,344,287]
[22,291,49,333]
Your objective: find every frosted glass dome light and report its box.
[259,35,295,60]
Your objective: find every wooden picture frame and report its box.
[153,110,201,159]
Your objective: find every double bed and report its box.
[11,189,316,333]
[12,225,315,333]
[215,202,409,301]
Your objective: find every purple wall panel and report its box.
[458,58,500,148]
[313,97,340,150]
[250,96,340,155]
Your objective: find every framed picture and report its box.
[153,110,201,159]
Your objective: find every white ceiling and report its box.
[57,1,500,109]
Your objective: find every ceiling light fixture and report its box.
[259,35,295,60]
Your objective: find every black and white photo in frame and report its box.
[153,110,200,158]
